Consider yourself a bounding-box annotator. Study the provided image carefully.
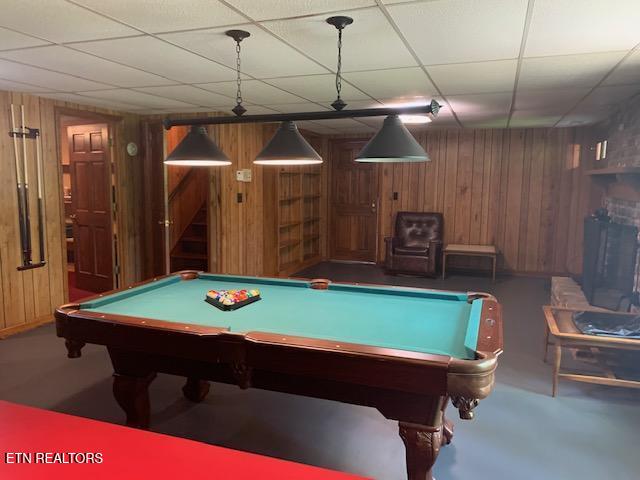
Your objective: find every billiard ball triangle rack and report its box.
[8,103,47,271]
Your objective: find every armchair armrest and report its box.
[428,240,443,272]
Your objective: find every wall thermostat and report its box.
[236,169,252,182]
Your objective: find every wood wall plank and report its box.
[0,90,143,335]
[330,125,595,275]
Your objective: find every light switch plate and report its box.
[236,169,252,182]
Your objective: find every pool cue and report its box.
[10,104,31,266]
[20,105,33,265]
[35,129,46,264]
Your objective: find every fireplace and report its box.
[582,211,638,310]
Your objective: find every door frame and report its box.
[327,137,380,263]
[55,107,121,300]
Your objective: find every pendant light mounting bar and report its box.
[164,101,441,129]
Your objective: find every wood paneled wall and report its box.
[0,90,143,336]
[330,127,595,275]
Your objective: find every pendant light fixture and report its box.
[164,126,231,166]
[356,115,429,163]
[255,121,322,165]
[163,15,439,165]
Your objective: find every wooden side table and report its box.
[543,306,640,397]
[442,244,498,282]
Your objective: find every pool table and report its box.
[55,271,503,480]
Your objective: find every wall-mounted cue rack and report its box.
[8,104,46,271]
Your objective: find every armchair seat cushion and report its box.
[395,245,429,256]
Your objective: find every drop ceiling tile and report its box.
[0,46,173,88]
[77,89,198,108]
[134,85,232,107]
[161,26,325,78]
[556,108,613,127]
[0,26,50,51]
[518,52,627,91]
[0,0,137,42]
[514,88,591,111]
[604,50,640,86]
[0,59,111,91]
[226,0,375,21]
[579,85,640,108]
[265,103,331,113]
[263,8,416,71]
[427,60,517,95]
[388,0,528,64]
[509,110,563,127]
[197,80,306,104]
[460,115,509,129]
[447,92,512,116]
[343,67,436,99]
[74,0,246,33]
[35,92,145,111]
[265,74,371,102]
[297,121,337,134]
[73,36,237,83]
[526,0,640,57]
[0,78,54,93]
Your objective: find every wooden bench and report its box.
[442,244,497,282]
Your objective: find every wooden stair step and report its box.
[181,236,207,243]
[171,252,207,260]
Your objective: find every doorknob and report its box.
[371,201,377,212]
[158,220,173,226]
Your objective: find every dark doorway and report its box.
[329,139,379,262]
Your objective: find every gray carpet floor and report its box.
[1,262,638,479]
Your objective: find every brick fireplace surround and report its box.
[599,94,640,293]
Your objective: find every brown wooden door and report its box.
[329,140,379,262]
[68,124,113,292]
[142,121,167,278]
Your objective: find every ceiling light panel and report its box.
[161,26,326,78]
[0,26,50,51]
[263,8,416,71]
[73,0,246,33]
[72,36,238,84]
[0,0,137,42]
[388,0,528,65]
[0,58,111,91]
[427,60,517,95]
[265,74,371,102]
[0,45,173,87]
[226,0,375,21]
[525,0,640,57]
[343,67,436,99]
[518,52,627,91]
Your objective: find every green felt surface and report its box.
[81,274,482,359]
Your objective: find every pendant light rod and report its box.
[164,101,441,130]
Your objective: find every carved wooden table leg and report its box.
[113,372,156,429]
[182,377,210,402]
[65,339,85,358]
[399,422,442,480]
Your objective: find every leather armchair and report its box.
[384,212,443,277]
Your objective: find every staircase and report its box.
[170,204,208,272]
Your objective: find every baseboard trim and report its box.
[0,315,53,339]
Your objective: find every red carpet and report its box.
[68,271,96,301]
[0,401,369,480]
